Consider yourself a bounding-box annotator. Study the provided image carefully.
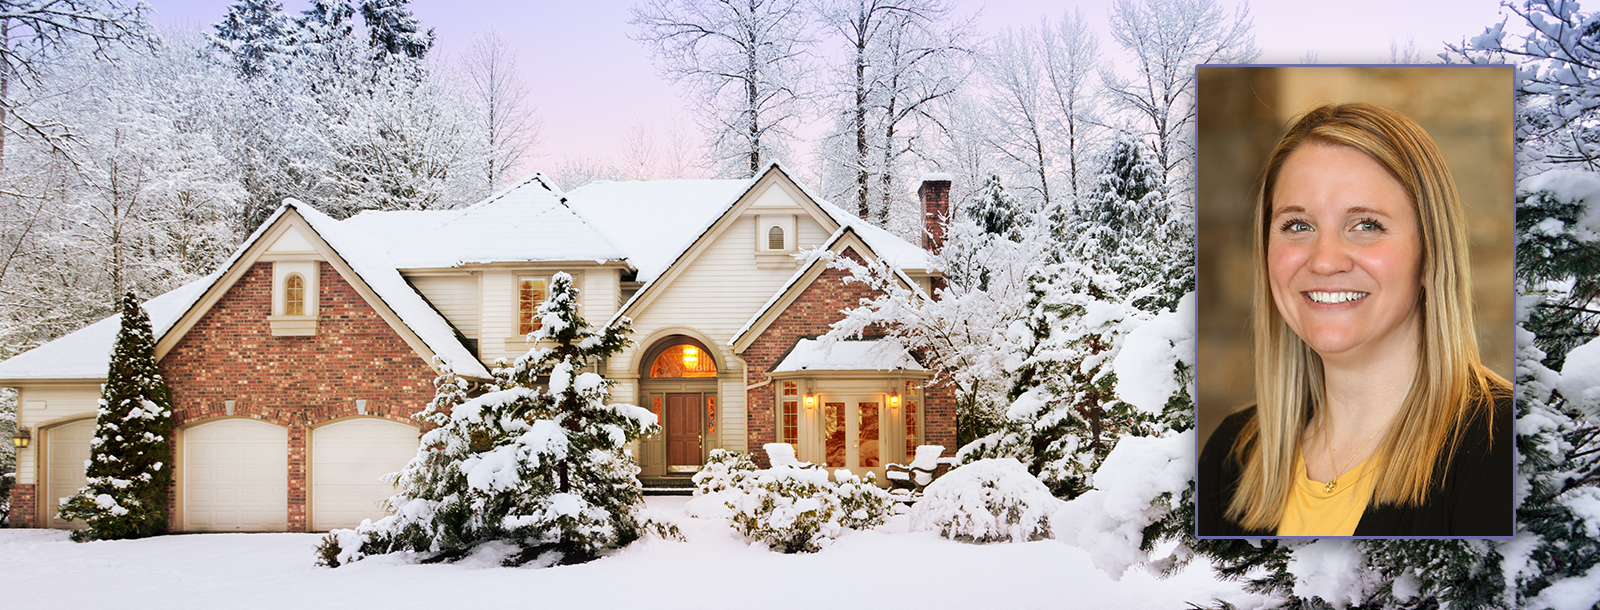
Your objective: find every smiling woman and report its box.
[1196,92,1514,538]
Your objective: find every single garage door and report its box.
[311,418,419,530]
[46,419,96,529]
[183,419,288,532]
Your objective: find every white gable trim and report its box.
[154,202,490,379]
[607,164,839,328]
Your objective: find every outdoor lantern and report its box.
[682,345,699,368]
[804,393,816,410]
[12,428,29,449]
[889,393,901,410]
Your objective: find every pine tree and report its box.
[57,293,174,541]
[211,0,292,79]
[1064,133,1188,312]
[319,272,656,567]
[966,174,1028,240]
[361,0,433,64]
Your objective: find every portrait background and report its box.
[1196,66,1514,448]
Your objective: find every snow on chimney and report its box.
[918,173,953,254]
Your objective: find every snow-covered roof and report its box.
[812,198,931,271]
[0,200,491,382]
[0,277,214,381]
[771,338,925,373]
[342,174,626,269]
[563,178,751,283]
[294,202,490,378]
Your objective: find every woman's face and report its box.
[1267,142,1423,364]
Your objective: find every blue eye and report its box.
[1353,218,1386,232]
[1279,219,1312,233]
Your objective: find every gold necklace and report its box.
[1323,420,1383,493]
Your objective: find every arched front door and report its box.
[639,338,718,475]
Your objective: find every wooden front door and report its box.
[665,392,702,471]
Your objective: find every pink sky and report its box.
[147,0,1513,176]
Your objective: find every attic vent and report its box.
[768,226,785,250]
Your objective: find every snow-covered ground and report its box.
[0,496,1260,609]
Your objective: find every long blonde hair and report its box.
[1226,103,1508,530]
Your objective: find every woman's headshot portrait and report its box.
[1195,66,1514,537]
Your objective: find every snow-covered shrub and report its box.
[727,466,841,554]
[693,449,755,496]
[1052,431,1194,578]
[58,293,174,541]
[317,273,656,567]
[833,469,893,530]
[909,458,1061,543]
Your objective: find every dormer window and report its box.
[284,274,305,316]
[269,261,317,336]
[754,214,798,269]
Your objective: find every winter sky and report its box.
[147,0,1513,176]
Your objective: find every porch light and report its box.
[889,393,901,410]
[804,393,816,410]
[12,428,29,449]
[682,345,700,368]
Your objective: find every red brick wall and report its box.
[8,484,35,528]
[742,247,956,466]
[159,262,435,532]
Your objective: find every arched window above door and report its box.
[650,344,717,378]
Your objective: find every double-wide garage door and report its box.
[181,418,418,532]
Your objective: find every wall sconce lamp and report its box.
[804,393,816,412]
[888,393,901,412]
[12,428,29,449]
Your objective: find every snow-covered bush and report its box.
[833,469,894,530]
[692,449,755,496]
[316,272,655,568]
[727,465,841,554]
[909,458,1061,543]
[1052,431,1194,578]
[57,293,174,541]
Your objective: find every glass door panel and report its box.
[858,401,880,468]
[824,402,846,468]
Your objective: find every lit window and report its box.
[767,225,785,250]
[285,274,305,316]
[649,344,717,378]
[781,399,798,451]
[518,277,546,336]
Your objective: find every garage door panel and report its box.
[183,419,288,532]
[46,419,96,530]
[312,419,419,531]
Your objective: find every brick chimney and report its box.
[918,173,952,254]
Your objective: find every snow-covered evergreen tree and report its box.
[319,272,657,567]
[360,0,432,66]
[57,292,174,541]
[1065,133,1187,311]
[211,0,293,79]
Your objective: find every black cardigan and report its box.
[1196,392,1513,537]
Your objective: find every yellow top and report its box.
[1275,452,1376,536]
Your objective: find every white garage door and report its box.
[46,419,96,530]
[183,419,288,532]
[311,418,419,531]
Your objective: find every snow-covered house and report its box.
[1,164,956,532]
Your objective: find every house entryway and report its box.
[822,396,883,475]
[665,392,703,472]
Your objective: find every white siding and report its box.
[14,385,101,485]
[479,270,516,362]
[409,274,481,339]
[628,211,832,355]
[719,380,746,452]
